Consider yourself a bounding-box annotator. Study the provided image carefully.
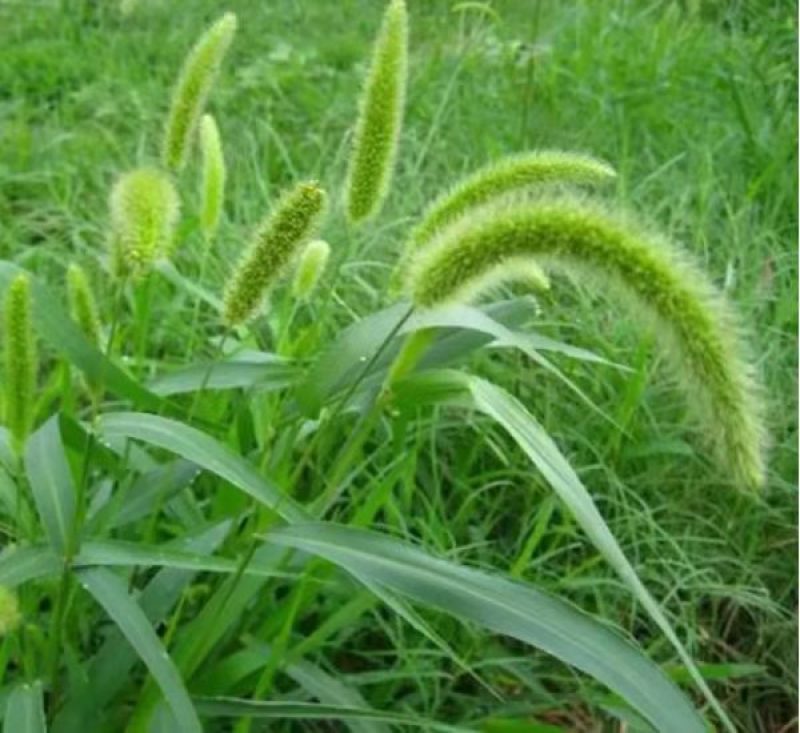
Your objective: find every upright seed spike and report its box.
[3,274,37,451]
[162,13,237,173]
[199,114,226,241]
[223,182,327,326]
[345,0,408,224]
[108,167,180,278]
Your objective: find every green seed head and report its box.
[66,263,101,347]
[162,12,237,173]
[3,274,37,451]
[199,114,226,241]
[223,182,327,325]
[0,586,20,636]
[108,167,180,277]
[345,0,408,224]
[292,238,331,300]
[408,151,615,253]
[406,196,767,490]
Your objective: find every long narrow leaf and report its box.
[78,567,202,733]
[97,412,307,523]
[24,417,76,554]
[4,682,46,733]
[266,523,705,733]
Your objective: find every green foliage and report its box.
[3,273,37,450]
[223,181,327,325]
[292,238,331,300]
[345,0,408,224]
[199,113,225,241]
[108,167,180,277]
[405,196,766,489]
[162,13,237,173]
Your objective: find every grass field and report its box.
[0,0,796,731]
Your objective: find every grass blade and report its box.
[196,697,470,731]
[97,412,307,523]
[78,567,201,733]
[24,416,76,555]
[0,545,61,587]
[266,523,706,733]
[3,681,46,733]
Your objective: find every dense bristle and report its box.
[345,0,408,224]
[3,274,37,451]
[223,182,327,325]
[108,167,180,277]
[406,196,767,489]
[162,13,237,173]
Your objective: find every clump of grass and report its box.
[345,0,408,224]
[108,167,180,277]
[162,13,237,173]
[223,181,327,325]
[292,239,331,300]
[199,114,225,241]
[3,274,37,451]
[405,195,766,489]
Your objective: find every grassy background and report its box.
[0,0,796,730]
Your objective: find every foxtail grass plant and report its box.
[0,3,781,733]
[3,274,37,452]
[345,0,408,223]
[162,13,237,173]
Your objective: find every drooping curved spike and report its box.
[345,0,408,224]
[223,182,327,326]
[406,151,616,254]
[406,196,766,489]
[162,13,237,173]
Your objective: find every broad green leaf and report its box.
[78,567,201,733]
[195,697,471,731]
[149,352,299,396]
[3,681,45,733]
[97,412,307,523]
[0,262,161,410]
[24,417,76,555]
[266,523,705,733]
[0,545,60,587]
